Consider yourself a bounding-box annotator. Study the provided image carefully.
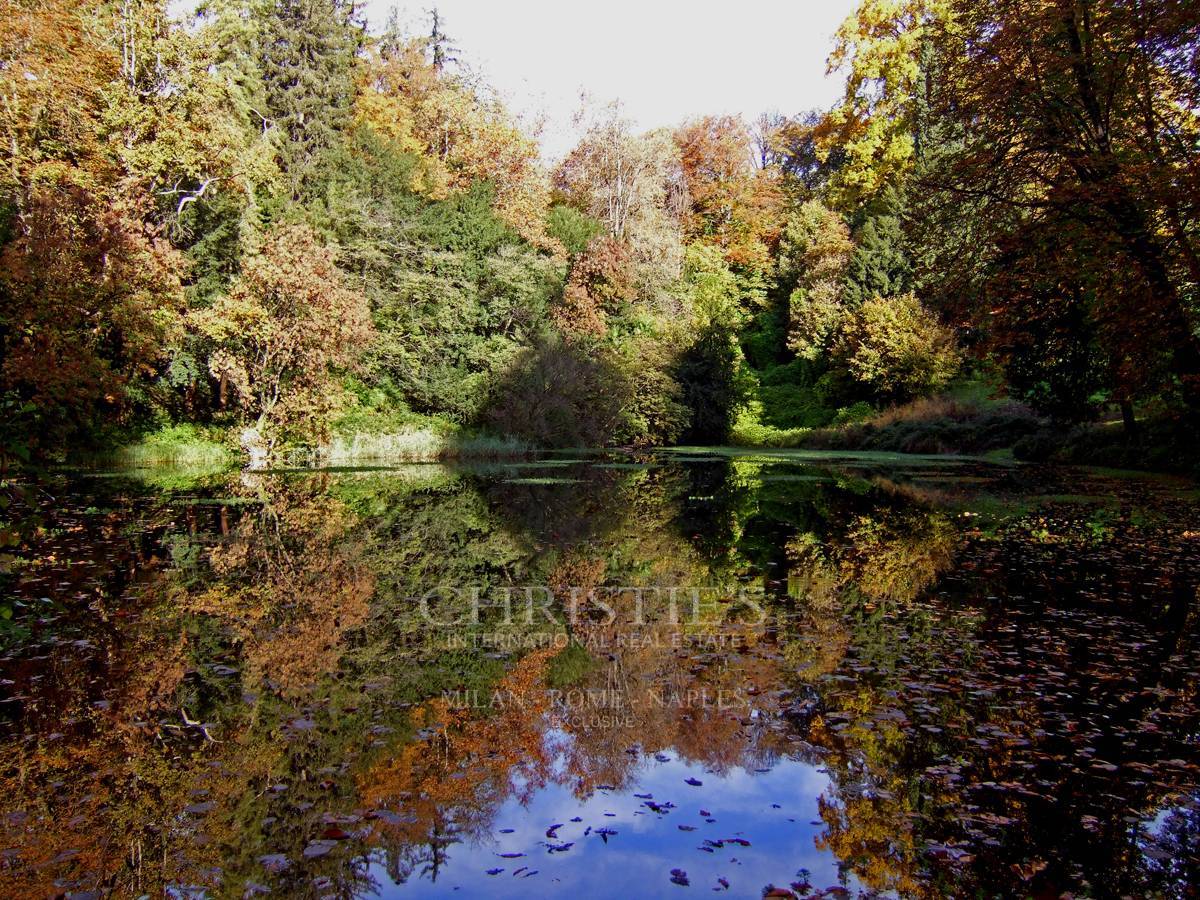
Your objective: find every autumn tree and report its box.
[836,293,960,403]
[190,223,371,442]
[554,102,688,301]
[0,0,184,446]
[552,236,636,338]
[673,115,781,271]
[354,22,553,247]
[818,0,947,208]
[826,0,1200,412]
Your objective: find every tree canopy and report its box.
[1,0,1196,459]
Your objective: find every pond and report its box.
[1,451,1198,898]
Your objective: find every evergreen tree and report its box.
[259,0,364,200]
[427,8,458,72]
[842,186,912,307]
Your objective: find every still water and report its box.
[1,450,1197,898]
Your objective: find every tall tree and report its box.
[780,201,855,360]
[842,186,912,307]
[555,103,688,302]
[0,0,185,446]
[259,0,364,200]
[673,115,781,272]
[826,0,1200,410]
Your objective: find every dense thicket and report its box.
[1,0,1196,461]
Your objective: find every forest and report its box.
[1,0,1199,470]
[2,3,1200,895]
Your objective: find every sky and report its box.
[363,0,858,160]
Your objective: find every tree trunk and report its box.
[1120,399,1138,440]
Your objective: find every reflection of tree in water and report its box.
[191,472,376,694]
[1,463,1197,897]
[357,648,559,885]
[785,485,1200,897]
[0,471,385,897]
[489,465,799,794]
[1139,795,1200,893]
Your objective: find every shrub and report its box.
[190,224,372,446]
[804,395,1044,455]
[546,204,603,257]
[484,337,630,448]
[832,402,875,425]
[837,294,960,403]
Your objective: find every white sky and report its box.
[364,0,858,160]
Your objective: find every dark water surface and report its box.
[1,450,1198,898]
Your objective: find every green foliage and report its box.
[832,401,875,425]
[260,0,364,199]
[546,204,603,257]
[612,331,692,446]
[729,400,811,447]
[740,299,790,371]
[778,201,854,372]
[675,328,754,443]
[683,242,748,331]
[117,423,232,466]
[837,293,960,403]
[757,384,835,429]
[366,183,565,423]
[842,188,912,308]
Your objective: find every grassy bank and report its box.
[319,427,531,463]
[85,415,532,470]
[732,393,1200,477]
[110,424,234,467]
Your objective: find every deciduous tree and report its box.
[190,223,371,442]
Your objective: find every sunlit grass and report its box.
[114,424,233,467]
[321,428,531,462]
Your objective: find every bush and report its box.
[837,294,960,403]
[546,205,603,257]
[803,395,1044,455]
[484,336,630,448]
[756,384,834,429]
[729,401,811,447]
[832,402,875,425]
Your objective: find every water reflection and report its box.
[0,452,1197,897]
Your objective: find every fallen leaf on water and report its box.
[302,840,335,859]
[258,854,289,873]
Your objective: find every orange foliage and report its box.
[673,115,782,271]
[358,648,558,845]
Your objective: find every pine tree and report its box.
[259,0,364,200]
[842,185,912,307]
[427,8,458,72]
